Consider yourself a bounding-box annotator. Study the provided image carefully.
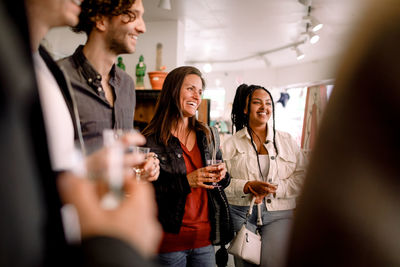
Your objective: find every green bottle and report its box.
[117,56,126,71]
[135,55,146,89]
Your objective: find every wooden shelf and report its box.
[135,89,161,100]
[134,90,159,130]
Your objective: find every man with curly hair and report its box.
[58,0,146,154]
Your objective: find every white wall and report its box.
[44,27,86,59]
[274,57,338,88]
[44,20,185,89]
[122,20,184,88]
[44,20,337,104]
[203,56,337,121]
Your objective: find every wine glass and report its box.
[267,182,278,199]
[206,159,223,188]
[131,146,150,182]
[106,129,145,179]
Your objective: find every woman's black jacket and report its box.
[146,129,233,245]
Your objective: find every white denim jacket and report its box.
[222,127,307,211]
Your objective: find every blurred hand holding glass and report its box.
[100,129,125,209]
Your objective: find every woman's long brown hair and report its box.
[142,66,211,145]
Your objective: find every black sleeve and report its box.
[153,167,191,194]
[215,136,231,189]
[146,136,191,195]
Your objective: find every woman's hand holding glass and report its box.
[102,129,147,174]
[129,146,150,182]
[244,180,277,204]
[206,159,227,188]
[69,129,146,210]
[109,130,159,182]
[92,129,147,209]
[141,152,160,182]
[129,147,159,183]
[267,182,278,198]
[187,162,227,189]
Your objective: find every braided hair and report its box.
[231,84,279,180]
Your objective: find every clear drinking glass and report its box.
[101,129,125,209]
[131,146,150,182]
[267,182,278,198]
[206,159,223,188]
[105,129,147,182]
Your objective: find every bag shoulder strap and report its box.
[245,197,263,227]
[244,197,256,225]
[247,197,256,215]
[208,125,220,152]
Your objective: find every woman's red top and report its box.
[158,138,211,253]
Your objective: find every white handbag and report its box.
[228,197,262,265]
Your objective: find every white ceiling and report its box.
[143,0,365,72]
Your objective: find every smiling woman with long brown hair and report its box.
[143,66,233,267]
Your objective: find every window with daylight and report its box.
[274,84,334,147]
[274,87,307,147]
[203,87,226,120]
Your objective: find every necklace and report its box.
[173,127,192,148]
[180,129,192,148]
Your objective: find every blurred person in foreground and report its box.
[143,66,233,267]
[222,84,307,267]
[287,0,400,266]
[0,0,161,266]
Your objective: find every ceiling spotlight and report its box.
[308,31,320,44]
[158,0,171,10]
[258,54,271,67]
[203,63,212,73]
[308,16,323,32]
[298,0,312,6]
[294,46,305,60]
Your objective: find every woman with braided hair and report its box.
[222,84,307,267]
